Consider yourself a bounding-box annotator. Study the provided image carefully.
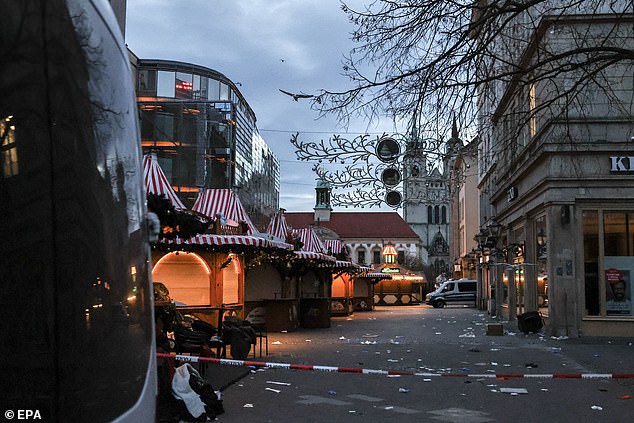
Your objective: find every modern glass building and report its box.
[135,59,279,229]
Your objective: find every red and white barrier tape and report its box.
[156,353,634,380]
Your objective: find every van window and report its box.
[458,282,477,292]
[442,282,455,292]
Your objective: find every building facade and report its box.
[475,5,634,336]
[135,59,280,229]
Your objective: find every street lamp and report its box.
[486,218,503,247]
[474,228,488,251]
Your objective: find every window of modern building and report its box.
[157,71,175,97]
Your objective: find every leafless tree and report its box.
[311,0,633,144]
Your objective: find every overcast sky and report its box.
[125,0,395,212]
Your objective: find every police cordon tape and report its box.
[156,353,634,380]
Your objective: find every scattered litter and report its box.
[390,339,401,344]
[362,334,379,338]
[541,389,549,392]
[435,332,442,335]
[339,336,346,340]
[328,390,337,395]
[398,388,410,393]
[387,374,401,378]
[386,350,391,354]
[243,404,254,408]
[459,333,476,338]
[525,363,538,368]
[619,395,631,400]
[272,341,282,345]
[305,339,312,342]
[491,362,498,366]
[490,348,500,351]
[385,406,394,410]
[265,388,280,393]
[500,388,528,395]
[387,359,399,363]
[507,332,516,336]
[361,340,377,344]
[423,379,432,382]
[266,381,291,386]
[591,405,603,411]
[348,410,356,413]
[551,347,562,353]
[503,364,511,367]
[281,330,287,333]
[593,354,599,357]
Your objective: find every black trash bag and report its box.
[517,311,544,334]
[188,366,225,419]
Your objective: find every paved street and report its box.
[196,305,634,422]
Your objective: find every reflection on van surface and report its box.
[425,279,477,308]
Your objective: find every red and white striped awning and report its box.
[266,209,291,241]
[192,189,258,235]
[166,234,292,250]
[143,154,186,210]
[295,251,336,262]
[323,239,344,256]
[293,226,336,262]
[296,226,328,254]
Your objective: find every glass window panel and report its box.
[175,72,193,99]
[208,79,220,100]
[157,71,175,97]
[583,211,600,315]
[192,75,201,99]
[220,82,230,100]
[604,212,634,316]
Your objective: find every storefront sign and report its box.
[609,156,634,172]
[381,267,401,273]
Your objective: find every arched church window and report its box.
[434,206,440,224]
[442,206,447,224]
[428,206,433,224]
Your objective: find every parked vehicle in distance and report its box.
[425,279,477,308]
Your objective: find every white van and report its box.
[425,279,477,308]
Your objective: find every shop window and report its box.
[535,216,549,311]
[603,212,634,316]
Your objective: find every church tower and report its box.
[402,117,452,275]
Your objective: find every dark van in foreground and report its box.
[1,1,156,421]
[426,279,477,308]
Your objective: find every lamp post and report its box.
[485,217,504,318]
[473,228,488,310]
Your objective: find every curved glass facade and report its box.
[136,60,279,228]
